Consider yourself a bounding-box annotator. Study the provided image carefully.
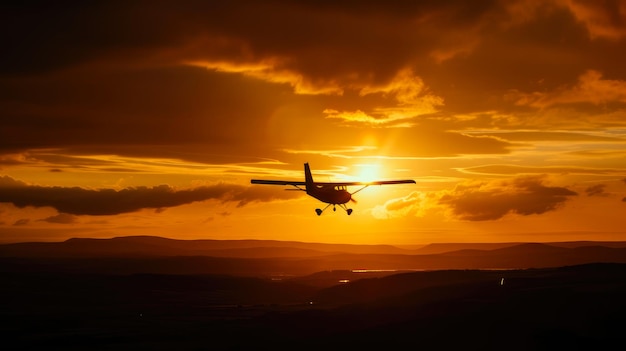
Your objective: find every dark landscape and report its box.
[2,236,626,350]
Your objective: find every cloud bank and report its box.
[439,176,578,220]
[375,176,578,221]
[0,176,299,215]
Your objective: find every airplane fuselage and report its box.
[307,184,352,205]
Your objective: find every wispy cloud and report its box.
[459,164,626,176]
[324,69,444,126]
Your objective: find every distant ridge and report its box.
[1,236,626,275]
[413,242,522,255]
[0,235,415,258]
[413,241,626,255]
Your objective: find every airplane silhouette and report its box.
[251,163,415,215]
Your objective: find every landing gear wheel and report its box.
[347,209,353,215]
[315,209,322,216]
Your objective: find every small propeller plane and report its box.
[251,163,416,216]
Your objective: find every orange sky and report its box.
[1,1,626,245]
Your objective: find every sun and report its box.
[356,164,381,182]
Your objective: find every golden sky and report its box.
[1,0,626,245]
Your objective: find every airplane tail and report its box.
[304,163,314,194]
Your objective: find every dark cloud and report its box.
[40,213,78,224]
[565,0,626,40]
[0,1,492,81]
[0,176,301,215]
[13,218,29,226]
[439,176,578,221]
[3,1,616,98]
[1,1,625,169]
[585,184,607,197]
[0,65,288,155]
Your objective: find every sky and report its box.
[1,0,626,245]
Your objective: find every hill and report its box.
[0,235,414,258]
[2,236,626,276]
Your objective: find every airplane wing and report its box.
[251,179,415,186]
[251,179,307,186]
[308,180,416,186]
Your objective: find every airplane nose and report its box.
[343,192,352,203]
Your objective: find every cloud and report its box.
[2,2,623,160]
[175,2,500,94]
[324,68,444,126]
[40,213,78,224]
[187,59,344,95]
[511,70,626,108]
[13,219,29,226]
[585,184,607,197]
[1,1,626,174]
[460,164,625,176]
[0,176,301,215]
[372,191,432,219]
[472,130,622,142]
[373,175,579,221]
[438,176,578,221]
[0,2,487,85]
[562,0,626,40]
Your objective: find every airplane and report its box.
[251,163,416,216]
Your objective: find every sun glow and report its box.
[357,164,381,182]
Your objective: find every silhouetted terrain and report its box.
[0,236,415,258]
[1,236,626,350]
[2,236,626,276]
